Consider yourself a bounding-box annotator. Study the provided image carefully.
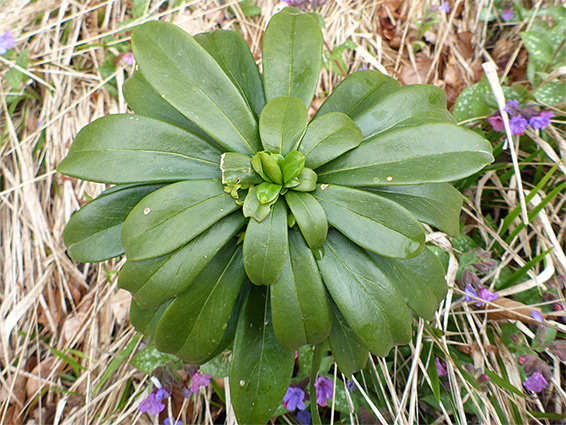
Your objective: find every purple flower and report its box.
[358,65,369,71]
[435,357,447,377]
[439,2,450,13]
[283,387,306,412]
[297,409,312,424]
[505,100,520,114]
[314,376,333,407]
[522,371,549,393]
[189,371,212,394]
[477,287,499,306]
[529,111,554,130]
[123,52,135,65]
[155,387,169,401]
[181,386,191,398]
[530,310,543,323]
[464,284,477,302]
[502,8,514,21]
[139,392,166,415]
[164,419,183,425]
[345,379,356,391]
[0,30,16,54]
[488,115,505,132]
[509,116,528,135]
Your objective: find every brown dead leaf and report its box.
[455,31,475,61]
[26,356,58,399]
[486,297,544,325]
[62,311,87,344]
[399,54,433,85]
[110,289,131,325]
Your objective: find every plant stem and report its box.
[310,344,323,425]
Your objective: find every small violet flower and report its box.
[435,357,447,377]
[464,284,477,302]
[314,376,333,407]
[122,52,135,65]
[439,2,450,13]
[297,409,312,425]
[164,419,183,425]
[530,310,543,323]
[155,387,169,401]
[488,115,505,132]
[283,386,306,412]
[189,371,212,394]
[505,100,520,114]
[529,111,554,130]
[502,8,514,22]
[139,392,166,415]
[477,287,499,306]
[522,371,549,393]
[509,115,528,135]
[358,65,369,71]
[345,379,356,391]
[0,30,16,54]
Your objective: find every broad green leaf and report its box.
[256,182,282,204]
[353,85,455,140]
[132,21,260,154]
[366,184,463,237]
[368,248,448,320]
[243,200,288,285]
[200,352,232,378]
[230,285,294,425]
[298,112,362,169]
[220,152,262,186]
[314,70,402,120]
[285,191,327,249]
[57,115,222,184]
[123,71,213,140]
[259,97,308,155]
[121,180,238,260]
[155,242,246,363]
[262,7,323,107]
[328,303,368,378]
[293,167,318,192]
[256,151,283,184]
[270,230,332,350]
[64,184,164,262]
[280,151,305,183]
[534,82,566,105]
[317,230,412,356]
[317,123,494,186]
[313,185,425,259]
[119,212,246,308]
[243,186,275,222]
[520,32,554,64]
[129,299,171,343]
[195,29,265,120]
[130,345,178,375]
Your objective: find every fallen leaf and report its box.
[486,297,544,325]
[26,356,58,399]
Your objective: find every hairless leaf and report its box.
[292,168,318,192]
[243,186,276,222]
[285,191,327,249]
[256,152,283,184]
[262,7,323,107]
[256,182,282,205]
[220,152,263,187]
[129,299,171,344]
[56,115,222,184]
[259,96,308,155]
[132,21,261,154]
[280,151,305,183]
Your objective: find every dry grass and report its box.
[0,0,564,424]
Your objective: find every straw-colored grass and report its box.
[1,1,564,424]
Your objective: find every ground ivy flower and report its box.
[297,409,312,424]
[439,1,450,13]
[464,284,477,302]
[530,310,543,323]
[139,392,166,415]
[529,111,554,130]
[509,115,527,135]
[477,287,499,306]
[283,386,306,411]
[522,371,549,393]
[189,371,212,394]
[0,30,16,54]
[435,357,447,377]
[502,8,514,21]
[314,376,333,407]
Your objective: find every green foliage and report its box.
[58,7,493,424]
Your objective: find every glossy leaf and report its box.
[123,71,212,139]
[298,112,362,169]
[220,152,262,186]
[318,230,412,356]
[155,242,246,363]
[132,21,260,154]
[293,167,318,192]
[313,184,425,259]
[64,184,164,262]
[262,7,323,107]
[243,186,275,222]
[280,151,305,183]
[270,230,332,350]
[256,182,282,204]
[57,115,222,184]
[368,248,448,320]
[317,123,494,186]
[285,191,327,249]
[328,303,368,378]
[129,299,171,344]
[366,184,463,237]
[230,285,294,425]
[259,97,308,155]
[243,200,288,285]
[122,180,238,260]
[256,152,283,184]
[314,70,402,120]
[195,29,265,119]
[119,212,246,308]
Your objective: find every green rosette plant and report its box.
[58,7,493,424]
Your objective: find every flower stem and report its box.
[310,344,323,425]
